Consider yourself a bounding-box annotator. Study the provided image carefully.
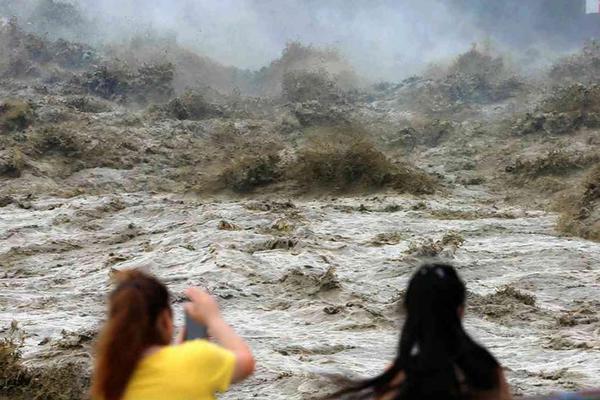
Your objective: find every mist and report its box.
[2,0,600,80]
[73,0,479,80]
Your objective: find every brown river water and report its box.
[1,186,599,398]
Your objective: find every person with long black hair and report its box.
[332,262,511,400]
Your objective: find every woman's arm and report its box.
[184,288,255,383]
[205,317,255,383]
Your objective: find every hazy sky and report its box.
[76,0,480,79]
[2,0,596,80]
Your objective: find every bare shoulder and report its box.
[377,370,406,400]
[391,370,406,386]
[471,367,512,400]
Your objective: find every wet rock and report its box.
[323,305,343,315]
[380,204,402,212]
[0,196,15,207]
[17,200,32,210]
[411,201,427,211]
[357,204,369,212]
[217,220,241,231]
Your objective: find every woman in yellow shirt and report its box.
[90,269,255,400]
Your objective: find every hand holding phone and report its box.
[184,312,208,340]
[183,287,220,341]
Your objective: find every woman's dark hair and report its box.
[334,262,500,400]
[91,269,171,400]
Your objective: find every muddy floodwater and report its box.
[1,187,599,399]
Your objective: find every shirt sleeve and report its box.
[188,340,236,393]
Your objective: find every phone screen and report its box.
[184,313,209,340]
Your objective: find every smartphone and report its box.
[184,312,208,340]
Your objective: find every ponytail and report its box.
[91,271,171,400]
[331,263,499,400]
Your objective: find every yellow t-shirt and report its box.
[122,340,236,400]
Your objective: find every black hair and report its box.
[333,262,500,400]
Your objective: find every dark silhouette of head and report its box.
[334,262,500,400]
[91,269,173,400]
